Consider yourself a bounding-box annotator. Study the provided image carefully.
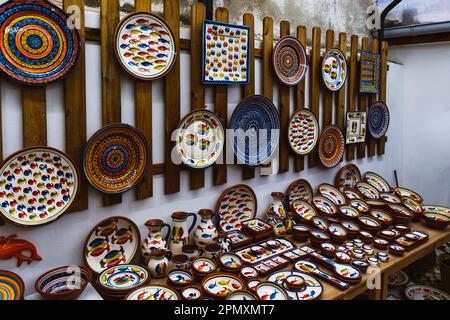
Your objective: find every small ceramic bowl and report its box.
[181,287,203,300]
[328,224,348,245]
[367,256,380,267]
[336,251,352,264]
[351,249,365,259]
[373,238,390,250]
[389,244,406,256]
[312,195,338,217]
[337,246,348,253]
[227,290,258,300]
[352,239,364,248]
[192,257,217,281]
[369,209,393,228]
[247,280,261,294]
[393,224,410,234]
[343,188,363,200]
[377,230,396,241]
[219,252,243,274]
[311,216,329,232]
[352,260,369,272]
[388,204,414,225]
[339,205,361,220]
[35,266,92,300]
[321,242,337,258]
[292,224,310,242]
[341,221,360,239]
[240,266,258,281]
[376,252,390,262]
[309,229,330,249]
[357,215,382,234]
[359,231,374,244]
[285,275,306,291]
[422,212,450,230]
[362,244,374,256]
[171,254,190,270]
[401,197,424,221]
[350,199,371,214]
[167,269,193,290]
[365,199,388,210]
[380,193,402,204]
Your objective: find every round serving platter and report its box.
[98,264,149,292]
[322,48,347,91]
[364,171,391,193]
[0,270,24,300]
[273,36,307,86]
[114,12,176,80]
[318,183,346,206]
[288,109,319,156]
[175,110,224,169]
[287,179,314,207]
[404,285,450,301]
[335,164,362,191]
[83,124,150,194]
[126,285,180,300]
[0,0,81,86]
[229,95,280,166]
[318,126,345,168]
[0,147,79,227]
[267,270,323,300]
[368,101,390,139]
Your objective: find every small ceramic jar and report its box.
[181,287,203,300]
[182,244,202,269]
[292,224,310,242]
[351,249,365,259]
[166,269,193,290]
[359,231,374,244]
[367,257,380,268]
[352,260,369,273]
[204,243,222,261]
[285,275,306,291]
[373,238,390,250]
[352,239,364,248]
[240,266,258,281]
[389,244,406,256]
[171,254,189,270]
[376,252,390,262]
[147,249,169,278]
[321,242,337,258]
[336,251,352,264]
[362,244,374,256]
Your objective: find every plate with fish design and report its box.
[380,193,401,204]
[422,205,450,218]
[322,48,347,91]
[404,285,450,301]
[201,273,245,299]
[349,199,370,214]
[318,183,346,206]
[356,182,380,200]
[335,164,362,191]
[292,200,318,222]
[288,109,319,156]
[343,188,363,200]
[267,270,323,300]
[312,195,338,216]
[394,187,423,204]
[364,171,391,192]
[287,179,314,207]
[256,282,289,301]
[126,285,180,300]
[98,264,149,292]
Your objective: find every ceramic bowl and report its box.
[376,252,390,262]
[362,244,374,256]
[339,205,360,220]
[393,224,410,234]
[401,197,423,221]
[349,199,371,214]
[388,204,414,225]
[201,273,245,299]
[359,231,374,244]
[0,270,25,300]
[240,266,258,281]
[285,275,306,291]
[377,230,396,241]
[219,253,243,274]
[126,285,180,300]
[192,257,217,281]
[352,260,369,273]
[422,212,450,230]
[373,238,390,250]
[321,242,337,258]
[292,200,318,223]
[394,187,423,204]
[247,280,261,294]
[312,195,338,217]
[318,183,347,206]
[352,239,364,248]
[255,281,289,300]
[311,216,329,232]
[389,244,406,256]
[369,209,393,228]
[356,182,381,200]
[365,199,388,210]
[351,249,365,259]
[380,193,401,204]
[226,290,258,300]
[181,287,203,300]
[328,224,348,245]
[35,266,91,300]
[292,224,310,242]
[335,251,352,264]
[167,269,193,290]
[343,188,363,200]
[367,257,380,267]
[341,221,360,239]
[357,215,382,234]
[309,229,330,249]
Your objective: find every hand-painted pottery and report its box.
[235,238,295,265]
[167,269,193,290]
[0,270,24,300]
[142,219,171,261]
[366,199,387,210]
[170,254,189,270]
[359,231,374,244]
[0,0,80,85]
[229,95,280,166]
[287,179,314,207]
[216,184,256,232]
[313,195,338,217]
[378,230,396,241]
[292,200,317,223]
[352,239,364,248]
[126,285,180,300]
[422,212,450,230]
[147,249,169,278]
[84,216,140,274]
[226,290,258,300]
[352,260,369,272]
[98,264,149,293]
[192,257,217,280]
[369,209,393,228]
[422,205,450,218]
[339,205,360,220]
[356,182,380,200]
[343,188,363,200]
[402,197,423,217]
[368,101,390,139]
[219,253,243,272]
[288,109,319,156]
[388,204,414,225]
[312,216,329,232]
[35,266,91,300]
[169,212,198,255]
[346,112,367,144]
[201,273,245,299]
[322,48,347,91]
[292,224,311,242]
[0,147,79,227]
[388,270,409,287]
[202,20,250,84]
[350,249,365,259]
[83,124,150,194]
[335,164,362,192]
[367,256,380,267]
[335,251,352,264]
[247,280,261,294]
[273,36,307,86]
[341,221,360,239]
[389,244,406,256]
[175,110,224,169]
[376,252,389,262]
[380,193,401,204]
[267,270,322,300]
[309,229,330,249]
[360,51,380,93]
[204,243,222,261]
[181,287,202,300]
[394,187,423,203]
[255,282,289,301]
[361,244,373,255]
[318,184,346,206]
[364,171,391,192]
[329,224,348,245]
[226,230,252,250]
[217,231,232,253]
[318,126,345,168]
[357,215,381,234]
[240,266,258,281]
[350,199,370,214]
[194,209,218,248]
[310,251,361,283]
[373,238,389,250]
[320,242,337,258]
[265,192,287,220]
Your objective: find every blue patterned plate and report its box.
[368,101,390,139]
[273,36,307,86]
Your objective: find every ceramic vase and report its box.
[194,209,218,248]
[147,249,169,278]
[169,212,198,255]
[217,231,232,253]
[284,212,295,234]
[141,219,171,262]
[265,192,287,220]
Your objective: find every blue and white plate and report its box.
[368,101,390,139]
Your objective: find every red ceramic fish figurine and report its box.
[0,234,42,267]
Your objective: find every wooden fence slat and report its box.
[378,41,389,156]
[22,88,47,147]
[323,30,334,128]
[213,7,229,186]
[309,27,321,168]
[263,17,274,101]
[164,0,181,194]
[63,0,88,212]
[357,37,369,159]
[336,33,347,132]
[278,20,290,174]
[294,25,306,172]
[190,2,206,190]
[242,13,256,180]
[346,35,358,161]
[368,39,379,158]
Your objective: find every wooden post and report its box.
[368,39,379,158]
[309,27,321,168]
[278,20,290,174]
[346,35,358,161]
[323,30,334,128]
[378,41,389,155]
[336,33,347,132]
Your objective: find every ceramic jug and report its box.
[265,192,287,221]
[169,212,198,255]
[141,219,171,262]
[194,209,218,248]
[217,231,232,253]
[147,249,169,278]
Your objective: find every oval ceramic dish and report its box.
[292,200,318,222]
[273,36,307,86]
[312,216,329,232]
[126,285,180,300]
[227,290,258,300]
[343,188,363,200]
[287,179,314,207]
[0,270,24,300]
[318,183,346,206]
[369,209,393,227]
[83,124,150,194]
[364,172,391,192]
[355,182,380,200]
[0,0,81,86]
[312,195,338,216]
[83,216,140,274]
[402,197,423,215]
[358,215,381,233]
[167,269,193,289]
[219,253,243,271]
[339,206,360,219]
[0,147,79,227]
[267,270,323,300]
[422,205,450,218]
[404,285,450,301]
[98,264,149,292]
[335,164,362,191]
[288,109,319,155]
[256,282,289,300]
[318,126,345,168]
[380,193,401,204]
[394,187,423,203]
[322,48,347,91]
[192,257,217,274]
[201,273,245,299]
[114,12,176,80]
[350,199,370,214]
[368,101,390,139]
[422,212,450,230]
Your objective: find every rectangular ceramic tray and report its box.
[254,255,290,276]
[234,238,296,265]
[394,230,429,251]
[226,230,253,250]
[242,219,273,236]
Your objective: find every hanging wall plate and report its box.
[346,112,367,144]
[318,126,345,168]
[273,36,307,86]
[322,48,347,91]
[368,101,390,139]
[359,51,380,94]
[288,109,320,156]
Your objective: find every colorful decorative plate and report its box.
[288,109,319,155]
[0,0,80,86]
[227,290,258,300]
[318,126,345,168]
[256,282,289,301]
[0,271,24,300]
[368,101,390,139]
[98,264,149,291]
[175,110,224,169]
[322,48,347,91]
[126,285,180,300]
[369,209,393,225]
[340,206,360,219]
[292,200,317,221]
[312,195,338,216]
[216,184,256,232]
[192,257,217,274]
[0,147,79,227]
[318,183,346,206]
[350,199,370,213]
[201,273,245,299]
[114,12,176,80]
[84,216,140,274]
[380,193,401,204]
[335,164,362,191]
[343,188,363,200]
[83,124,150,194]
[404,285,450,301]
[229,95,280,166]
[346,112,367,144]
[356,182,380,200]
[287,179,314,207]
[364,172,391,192]
[267,270,323,300]
[273,36,307,86]
[394,187,423,203]
[422,205,450,218]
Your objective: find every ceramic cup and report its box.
[182,244,202,269]
[204,244,222,261]
[171,254,190,270]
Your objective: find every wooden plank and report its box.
[22,88,47,147]
[242,13,256,180]
[368,39,379,158]
[163,0,181,194]
[308,27,321,168]
[263,17,274,101]
[190,2,206,190]
[323,30,334,128]
[294,25,306,172]
[100,0,122,206]
[213,7,229,186]
[345,35,358,161]
[357,37,370,159]
[63,0,88,212]
[278,20,290,174]
[378,41,389,156]
[336,33,347,132]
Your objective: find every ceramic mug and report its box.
[204,243,221,261]
[182,244,202,268]
[171,254,190,270]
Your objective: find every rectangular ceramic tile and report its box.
[359,51,380,93]
[346,111,367,144]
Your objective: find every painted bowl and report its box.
[35,266,91,300]
[357,215,382,234]
[247,280,261,294]
[343,188,363,200]
[0,271,25,300]
[388,204,414,225]
[377,230,397,241]
[97,264,149,294]
[321,242,337,258]
[181,287,203,300]
[219,253,243,273]
[349,199,371,214]
[389,244,406,256]
[318,183,347,206]
[352,260,369,273]
[369,209,393,228]
[341,220,360,239]
[201,273,245,300]
[365,199,388,210]
[167,269,193,290]
[373,238,390,250]
[359,231,374,244]
[192,257,217,281]
[292,200,318,223]
[328,224,348,245]
[394,187,423,204]
[311,216,329,232]
[256,282,289,300]
[335,251,352,264]
[312,195,338,217]
[401,197,423,221]
[339,205,360,220]
[240,266,258,281]
[380,193,401,204]
[309,229,330,249]
[285,275,306,291]
[422,212,450,230]
[126,285,180,300]
[226,290,258,300]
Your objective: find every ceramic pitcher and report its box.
[265,192,287,221]
[141,219,171,262]
[194,209,218,248]
[169,212,198,255]
[147,249,169,278]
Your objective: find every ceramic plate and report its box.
[99,265,149,291]
[175,110,224,169]
[356,182,380,200]
[288,109,319,155]
[422,205,450,218]
[219,253,243,270]
[287,179,313,207]
[229,95,280,166]
[318,184,346,206]
[404,285,450,301]
[335,164,362,191]
[84,216,140,274]
[192,257,217,273]
[322,48,347,91]
[313,196,338,216]
[0,0,80,85]
[318,126,345,168]
[340,206,360,219]
[126,285,179,300]
[292,200,317,221]
[241,266,258,279]
[346,112,367,144]
[273,36,307,86]
[0,271,24,300]
[201,273,245,299]
[216,184,256,232]
[115,12,176,80]
[0,147,79,226]
[181,287,202,300]
[227,290,257,300]
[83,124,150,194]
[350,199,370,213]
[256,282,289,301]
[364,172,391,193]
[394,187,423,203]
[369,210,393,224]
[368,101,390,139]
[267,270,322,300]
[343,188,362,200]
